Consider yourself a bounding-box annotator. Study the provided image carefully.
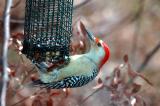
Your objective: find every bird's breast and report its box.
[56,55,98,81]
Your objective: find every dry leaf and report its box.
[32,99,42,106]
[47,97,53,106]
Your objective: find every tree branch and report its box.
[128,41,160,85]
[0,0,92,24]
[0,17,24,24]
[11,0,21,9]
[131,0,145,65]
[137,41,160,72]
[73,0,92,10]
[1,0,13,106]
[79,88,102,106]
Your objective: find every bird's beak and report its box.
[85,29,95,41]
[79,21,95,42]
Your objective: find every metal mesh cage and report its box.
[22,0,73,64]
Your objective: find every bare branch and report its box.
[11,89,42,106]
[0,0,92,24]
[11,0,21,9]
[1,0,13,106]
[0,17,24,24]
[137,41,160,72]
[127,42,160,85]
[131,0,145,65]
[73,0,92,10]
[79,87,103,106]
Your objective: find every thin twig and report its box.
[74,0,91,10]
[0,0,92,24]
[137,41,160,72]
[131,0,145,65]
[11,95,30,106]
[79,88,103,106]
[11,89,42,106]
[0,17,24,24]
[128,41,160,84]
[11,0,21,8]
[1,0,13,106]
[21,66,36,84]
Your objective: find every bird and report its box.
[33,22,110,89]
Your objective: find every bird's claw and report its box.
[35,62,49,73]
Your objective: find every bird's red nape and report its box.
[100,41,110,69]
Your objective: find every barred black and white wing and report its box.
[33,68,98,89]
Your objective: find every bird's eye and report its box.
[97,42,101,47]
[95,37,101,47]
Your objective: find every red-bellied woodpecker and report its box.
[33,22,110,89]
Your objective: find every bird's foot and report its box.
[35,62,49,73]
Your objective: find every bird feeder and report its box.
[22,0,74,64]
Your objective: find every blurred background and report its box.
[0,0,160,106]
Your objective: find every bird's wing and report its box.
[32,67,98,89]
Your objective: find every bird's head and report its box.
[86,30,110,69]
[79,21,110,69]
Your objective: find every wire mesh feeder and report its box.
[22,0,74,64]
